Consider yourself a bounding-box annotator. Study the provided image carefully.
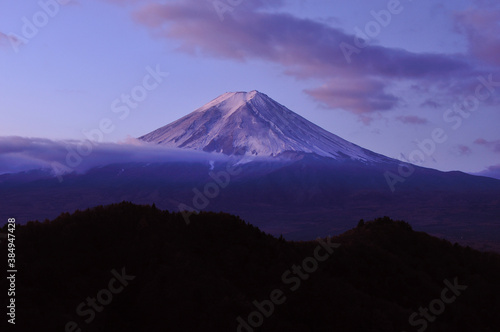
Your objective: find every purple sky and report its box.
[0,0,499,176]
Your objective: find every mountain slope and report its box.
[5,203,500,331]
[2,157,500,251]
[139,90,392,163]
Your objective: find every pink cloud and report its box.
[475,163,500,180]
[475,138,488,145]
[100,0,149,5]
[121,1,494,122]
[0,32,27,50]
[305,79,399,114]
[395,115,429,125]
[457,145,472,155]
[0,32,11,47]
[133,3,470,79]
[474,138,500,152]
[454,7,500,66]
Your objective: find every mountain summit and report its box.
[139,91,390,162]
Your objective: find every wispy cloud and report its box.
[305,78,400,115]
[120,0,495,124]
[474,164,500,180]
[100,0,144,5]
[420,100,441,109]
[0,136,229,175]
[456,144,472,156]
[0,32,11,47]
[474,138,500,153]
[454,6,500,66]
[395,115,429,125]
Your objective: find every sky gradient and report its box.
[1,0,499,176]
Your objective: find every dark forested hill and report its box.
[2,203,500,331]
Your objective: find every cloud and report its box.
[395,115,429,125]
[126,0,485,123]
[474,138,500,152]
[305,79,399,114]
[456,144,472,156]
[0,136,230,175]
[420,100,441,109]
[100,0,146,5]
[0,32,29,51]
[454,6,500,66]
[0,32,11,47]
[474,164,500,180]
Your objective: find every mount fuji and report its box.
[2,91,500,251]
[139,90,391,163]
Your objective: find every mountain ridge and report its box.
[5,202,500,331]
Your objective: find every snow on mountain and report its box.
[139,90,392,163]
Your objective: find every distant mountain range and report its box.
[1,91,500,251]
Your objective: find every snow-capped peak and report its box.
[138,91,391,163]
[194,90,260,117]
